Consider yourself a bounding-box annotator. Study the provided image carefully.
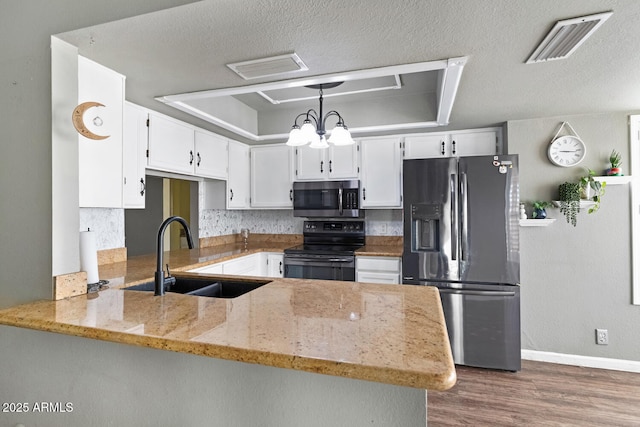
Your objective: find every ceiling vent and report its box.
[526,11,612,64]
[227,53,309,80]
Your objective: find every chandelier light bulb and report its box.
[328,124,354,146]
[286,126,307,146]
[300,121,317,144]
[309,134,329,149]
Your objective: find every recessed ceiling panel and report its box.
[257,75,402,105]
[157,58,467,141]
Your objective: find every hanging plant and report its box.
[579,168,606,214]
[558,182,581,226]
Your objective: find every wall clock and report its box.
[547,135,586,167]
[547,122,586,167]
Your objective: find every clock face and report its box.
[547,136,586,167]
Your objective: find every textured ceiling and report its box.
[56,0,640,143]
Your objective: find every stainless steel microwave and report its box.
[292,180,362,218]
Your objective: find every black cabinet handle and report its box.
[320,160,324,173]
[452,140,456,155]
[139,178,146,196]
[441,141,445,156]
[197,152,201,167]
[229,188,234,201]
[189,150,194,165]
[279,261,282,275]
[329,160,333,173]
[363,188,366,200]
[289,189,293,201]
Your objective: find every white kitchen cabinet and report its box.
[356,256,401,284]
[404,132,450,158]
[123,102,148,209]
[250,144,293,208]
[147,112,195,175]
[220,253,263,276]
[188,253,263,276]
[451,128,501,157]
[266,252,284,278]
[194,129,228,179]
[189,262,223,274]
[294,143,359,180]
[227,140,251,209]
[77,56,125,208]
[359,137,403,208]
[404,127,501,159]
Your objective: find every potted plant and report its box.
[579,168,606,214]
[607,149,622,176]
[530,201,551,219]
[558,182,581,226]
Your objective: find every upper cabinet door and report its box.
[404,128,501,159]
[404,133,451,159]
[250,144,293,208]
[77,56,125,208]
[328,143,359,179]
[360,137,402,208]
[123,102,148,209]
[294,145,326,180]
[451,129,500,157]
[194,130,228,180]
[294,143,359,180]
[227,140,250,209]
[147,112,195,175]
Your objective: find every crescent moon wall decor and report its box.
[72,101,110,140]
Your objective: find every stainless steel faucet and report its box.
[155,216,194,296]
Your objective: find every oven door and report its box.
[283,254,356,281]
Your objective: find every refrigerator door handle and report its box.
[438,288,516,297]
[450,173,458,261]
[460,172,469,261]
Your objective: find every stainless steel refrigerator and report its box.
[402,155,521,371]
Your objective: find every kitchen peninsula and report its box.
[0,244,454,426]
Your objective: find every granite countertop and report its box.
[0,275,455,390]
[98,242,296,288]
[99,242,403,289]
[1,241,455,390]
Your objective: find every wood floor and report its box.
[428,360,640,426]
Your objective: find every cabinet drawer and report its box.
[356,271,400,285]
[356,257,400,273]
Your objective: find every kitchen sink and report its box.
[124,276,270,299]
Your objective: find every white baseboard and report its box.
[522,349,640,373]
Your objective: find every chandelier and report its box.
[285,83,355,149]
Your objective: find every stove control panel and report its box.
[304,220,365,234]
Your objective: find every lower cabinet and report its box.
[190,263,223,275]
[266,252,284,278]
[222,253,263,276]
[187,252,284,278]
[356,256,401,284]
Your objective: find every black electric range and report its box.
[283,220,365,281]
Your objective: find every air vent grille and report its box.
[227,53,308,80]
[526,12,612,64]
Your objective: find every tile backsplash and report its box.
[84,206,402,251]
[198,208,402,239]
[80,208,125,250]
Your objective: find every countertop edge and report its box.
[0,306,456,391]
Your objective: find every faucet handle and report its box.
[165,263,172,278]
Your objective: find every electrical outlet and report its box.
[596,328,609,345]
